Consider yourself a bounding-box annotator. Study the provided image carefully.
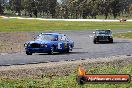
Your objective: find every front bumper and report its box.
[95,36,113,42]
[26,47,50,53]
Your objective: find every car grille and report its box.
[98,36,109,40]
[30,43,41,48]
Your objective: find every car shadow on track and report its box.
[67,52,88,55]
[38,51,88,55]
[94,41,131,44]
[73,48,83,49]
[113,41,131,44]
[93,41,115,44]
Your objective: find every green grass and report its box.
[0,64,132,88]
[114,32,132,39]
[0,18,132,32]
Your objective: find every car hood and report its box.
[29,39,51,44]
[96,34,111,36]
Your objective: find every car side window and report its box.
[58,35,67,41]
[58,35,62,41]
[62,35,67,41]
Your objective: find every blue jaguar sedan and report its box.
[24,33,74,55]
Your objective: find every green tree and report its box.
[0,0,4,14]
[129,4,132,16]
[99,0,111,19]
[49,0,57,18]
[111,0,121,19]
[9,0,22,16]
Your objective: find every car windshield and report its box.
[36,34,57,41]
[96,30,111,35]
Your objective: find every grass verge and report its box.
[0,18,132,32]
[114,32,132,39]
[0,59,132,88]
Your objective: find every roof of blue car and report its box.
[41,33,62,35]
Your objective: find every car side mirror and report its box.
[34,36,37,40]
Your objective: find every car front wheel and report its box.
[48,46,54,55]
[93,39,97,44]
[109,39,113,43]
[26,51,32,55]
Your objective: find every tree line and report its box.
[0,0,132,19]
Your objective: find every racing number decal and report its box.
[58,43,62,49]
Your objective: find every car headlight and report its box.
[24,43,30,47]
[41,44,48,47]
[45,44,48,47]
[24,43,28,47]
[110,36,113,38]
[94,36,97,38]
[40,44,45,47]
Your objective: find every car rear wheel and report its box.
[66,45,72,53]
[66,47,70,53]
[69,45,73,51]
[26,51,32,55]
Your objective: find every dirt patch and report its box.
[0,55,131,79]
[0,32,34,53]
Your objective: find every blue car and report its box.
[24,33,74,55]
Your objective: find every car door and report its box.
[57,35,68,52]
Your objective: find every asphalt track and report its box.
[0,30,132,66]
